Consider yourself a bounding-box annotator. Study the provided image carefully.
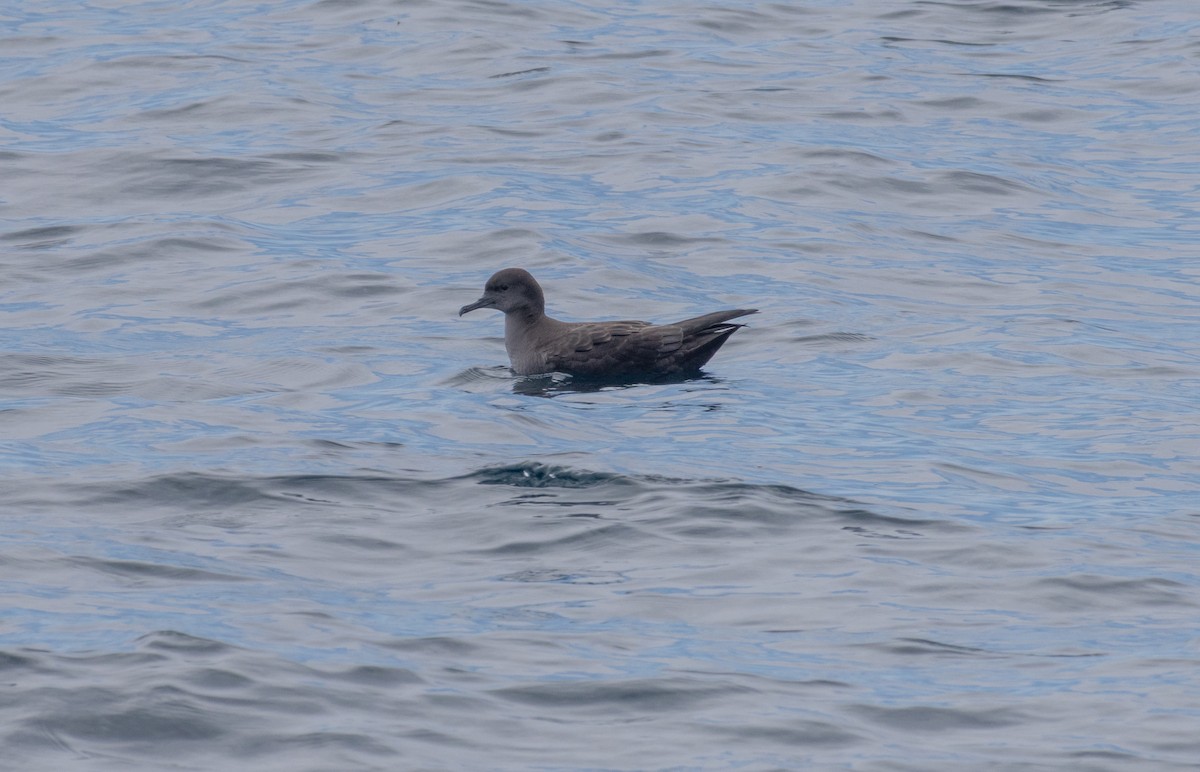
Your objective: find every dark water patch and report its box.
[244,730,397,758]
[80,473,297,512]
[0,354,131,394]
[475,521,645,556]
[55,229,250,275]
[9,465,937,553]
[854,704,1029,731]
[137,234,243,254]
[324,664,422,687]
[464,464,906,532]
[608,230,729,248]
[710,720,861,748]
[497,567,626,584]
[443,365,514,389]
[122,156,297,199]
[881,36,996,48]
[918,96,989,110]
[319,533,409,553]
[861,637,1101,663]
[0,650,43,671]
[183,667,255,690]
[262,151,344,165]
[1069,748,1158,765]
[802,148,893,165]
[473,461,632,489]
[380,636,482,657]
[2,223,84,248]
[50,703,227,743]
[493,677,748,711]
[940,169,1032,196]
[975,72,1061,83]
[1031,574,1196,611]
[873,637,996,658]
[322,272,404,298]
[489,66,550,78]
[793,331,875,347]
[142,94,246,120]
[69,556,250,585]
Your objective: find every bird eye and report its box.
[497,284,508,291]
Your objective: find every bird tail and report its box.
[678,309,758,336]
[678,309,757,370]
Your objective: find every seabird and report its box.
[459,268,756,377]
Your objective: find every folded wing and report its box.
[547,310,756,377]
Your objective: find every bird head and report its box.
[459,268,545,317]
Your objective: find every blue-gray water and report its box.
[3,0,1198,769]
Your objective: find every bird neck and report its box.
[505,305,544,329]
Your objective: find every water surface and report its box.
[2,0,1198,769]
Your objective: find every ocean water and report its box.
[2,0,1198,769]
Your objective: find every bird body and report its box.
[459,268,755,377]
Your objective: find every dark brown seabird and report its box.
[459,268,757,377]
